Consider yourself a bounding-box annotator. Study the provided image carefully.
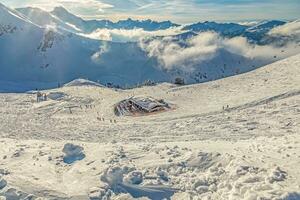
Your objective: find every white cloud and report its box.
[91,42,110,63]
[237,21,259,26]
[269,20,300,37]
[80,27,184,42]
[139,32,300,71]
[24,0,114,12]
[139,32,218,71]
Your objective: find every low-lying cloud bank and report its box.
[269,20,300,37]
[81,27,184,42]
[139,32,300,71]
[83,21,300,73]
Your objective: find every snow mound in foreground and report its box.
[64,79,103,88]
[99,166,177,200]
[0,174,36,200]
[94,147,294,200]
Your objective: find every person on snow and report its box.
[36,91,42,102]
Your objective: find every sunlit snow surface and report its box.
[0,55,299,199]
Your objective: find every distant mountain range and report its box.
[182,20,291,45]
[183,21,248,36]
[0,2,299,92]
[16,6,294,45]
[16,6,179,33]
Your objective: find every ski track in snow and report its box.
[0,55,300,199]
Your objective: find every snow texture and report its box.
[0,54,299,199]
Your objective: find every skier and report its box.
[36,91,42,102]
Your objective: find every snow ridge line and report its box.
[226,89,300,111]
[151,89,300,123]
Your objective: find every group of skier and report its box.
[36,91,47,102]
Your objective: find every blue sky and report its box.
[1,0,300,23]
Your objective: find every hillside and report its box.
[16,7,81,32]
[0,3,170,92]
[0,54,299,199]
[1,1,300,200]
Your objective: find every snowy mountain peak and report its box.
[182,21,248,36]
[247,20,286,32]
[16,6,82,32]
[114,18,179,30]
[0,3,37,28]
[17,6,53,19]
[52,6,69,13]
[13,4,176,33]
[0,3,22,20]
[51,6,84,25]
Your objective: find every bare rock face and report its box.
[62,143,85,164]
[0,24,17,36]
[38,29,64,52]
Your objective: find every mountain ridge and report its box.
[0,2,299,92]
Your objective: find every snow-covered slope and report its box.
[0,2,37,28]
[63,78,104,87]
[0,3,172,92]
[16,7,82,32]
[246,20,286,33]
[50,6,90,32]
[0,54,299,199]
